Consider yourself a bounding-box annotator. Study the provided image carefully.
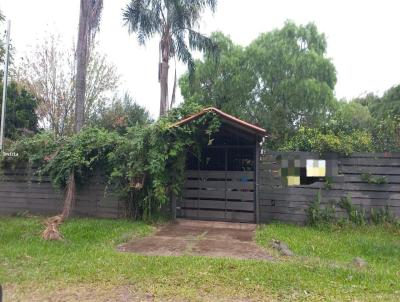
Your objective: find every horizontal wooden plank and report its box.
[283,182,400,192]
[227,190,254,201]
[0,204,61,212]
[260,200,311,208]
[184,180,254,190]
[0,183,60,194]
[183,189,254,201]
[179,209,254,223]
[185,170,254,180]
[183,188,224,199]
[341,183,400,192]
[260,187,400,200]
[0,191,63,199]
[179,199,254,212]
[260,205,309,215]
[340,158,400,166]
[340,166,400,175]
[344,175,400,184]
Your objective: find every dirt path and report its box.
[118,219,272,260]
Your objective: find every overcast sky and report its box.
[1,0,400,117]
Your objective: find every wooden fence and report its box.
[2,152,400,224]
[0,167,124,218]
[259,152,400,224]
[177,170,255,222]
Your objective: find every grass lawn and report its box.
[1,217,399,301]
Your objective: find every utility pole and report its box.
[0,20,11,151]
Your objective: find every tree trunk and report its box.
[75,0,90,132]
[61,172,76,219]
[159,61,169,116]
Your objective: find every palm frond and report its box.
[89,0,104,42]
[166,0,216,33]
[172,32,195,76]
[188,29,219,57]
[123,0,163,45]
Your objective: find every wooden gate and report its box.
[177,169,255,222]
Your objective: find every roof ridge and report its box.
[170,107,267,136]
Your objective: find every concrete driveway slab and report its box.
[118,219,272,260]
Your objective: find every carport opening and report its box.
[185,123,257,172]
[171,107,266,223]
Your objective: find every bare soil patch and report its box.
[118,219,272,260]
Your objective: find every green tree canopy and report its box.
[369,84,400,119]
[328,101,374,134]
[180,22,337,148]
[248,21,336,145]
[179,32,254,119]
[0,81,39,140]
[89,93,151,133]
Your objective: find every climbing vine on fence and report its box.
[3,103,221,219]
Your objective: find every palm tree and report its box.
[43,0,105,240]
[75,0,104,133]
[123,0,218,116]
[63,0,103,219]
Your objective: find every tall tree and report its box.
[181,22,337,148]
[180,32,254,119]
[89,92,151,133]
[18,35,119,137]
[75,0,103,132]
[247,21,337,147]
[42,0,105,239]
[0,81,38,140]
[123,0,218,117]
[64,0,103,220]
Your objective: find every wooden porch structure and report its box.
[171,107,267,223]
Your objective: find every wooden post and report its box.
[224,146,228,221]
[170,193,177,220]
[255,143,261,224]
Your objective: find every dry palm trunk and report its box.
[42,172,75,240]
[170,60,177,109]
[159,29,171,116]
[61,172,76,219]
[159,61,169,116]
[75,0,91,132]
[42,0,103,240]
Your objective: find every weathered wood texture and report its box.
[177,170,255,223]
[259,152,400,224]
[0,168,124,218]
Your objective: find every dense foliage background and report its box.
[1,18,400,218]
[180,21,400,152]
[5,102,220,219]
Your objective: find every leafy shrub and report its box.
[360,172,387,185]
[371,115,400,152]
[370,206,396,225]
[5,131,61,166]
[88,93,151,134]
[305,190,336,226]
[339,196,366,225]
[3,103,221,220]
[280,127,373,155]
